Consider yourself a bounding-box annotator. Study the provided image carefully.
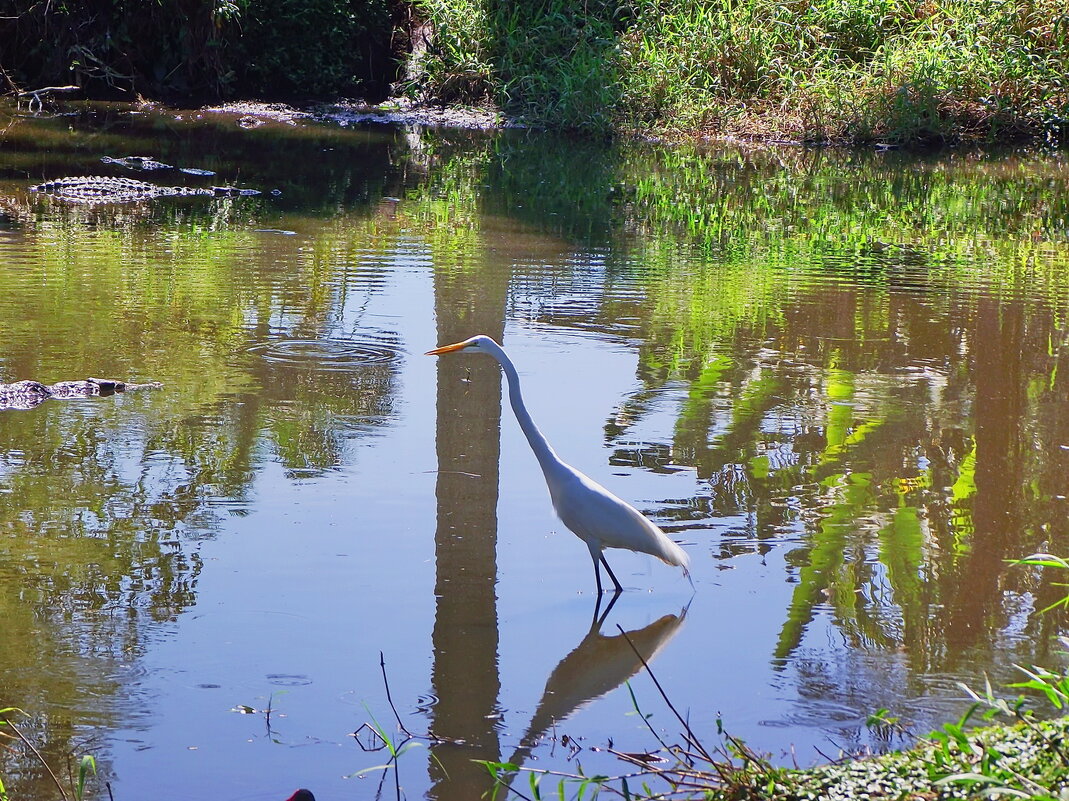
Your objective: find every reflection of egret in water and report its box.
[504,600,688,777]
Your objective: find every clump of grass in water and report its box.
[410,0,1069,145]
[349,653,449,801]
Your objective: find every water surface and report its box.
[1,102,1069,800]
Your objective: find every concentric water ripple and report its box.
[244,334,403,371]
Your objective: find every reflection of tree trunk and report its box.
[945,298,1024,653]
[428,268,508,801]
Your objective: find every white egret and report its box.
[426,335,690,594]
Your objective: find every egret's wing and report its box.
[550,469,688,566]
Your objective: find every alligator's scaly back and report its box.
[31,177,259,205]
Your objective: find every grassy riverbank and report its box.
[719,716,1069,799]
[482,684,1069,799]
[409,0,1069,146]
[4,1,1066,146]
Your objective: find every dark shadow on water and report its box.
[427,244,509,801]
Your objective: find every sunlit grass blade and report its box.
[75,755,96,801]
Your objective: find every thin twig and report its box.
[491,767,535,801]
[373,757,389,801]
[392,749,401,801]
[813,744,839,764]
[503,779,536,801]
[605,746,665,768]
[615,625,716,764]
[0,64,21,96]
[1,716,69,801]
[380,651,414,738]
[512,764,653,784]
[604,750,724,792]
[720,732,770,779]
[624,681,673,753]
[265,692,274,735]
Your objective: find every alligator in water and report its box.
[0,378,163,410]
[100,155,217,176]
[30,176,260,204]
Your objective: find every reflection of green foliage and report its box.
[775,471,875,660]
[475,137,1069,670]
[4,104,1069,792]
[949,440,977,556]
[878,501,926,643]
[673,354,732,468]
[0,111,469,797]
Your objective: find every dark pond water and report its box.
[2,100,1069,801]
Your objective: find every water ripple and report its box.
[245,334,403,370]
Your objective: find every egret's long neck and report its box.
[489,344,561,474]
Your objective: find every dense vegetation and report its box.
[2,0,1067,145]
[411,0,1069,144]
[0,0,402,102]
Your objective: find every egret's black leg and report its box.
[600,554,624,594]
[592,553,604,595]
[595,588,620,629]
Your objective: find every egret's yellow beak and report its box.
[425,341,469,356]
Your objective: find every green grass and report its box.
[408,0,1069,145]
[6,0,1065,144]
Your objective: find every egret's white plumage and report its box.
[426,334,690,594]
